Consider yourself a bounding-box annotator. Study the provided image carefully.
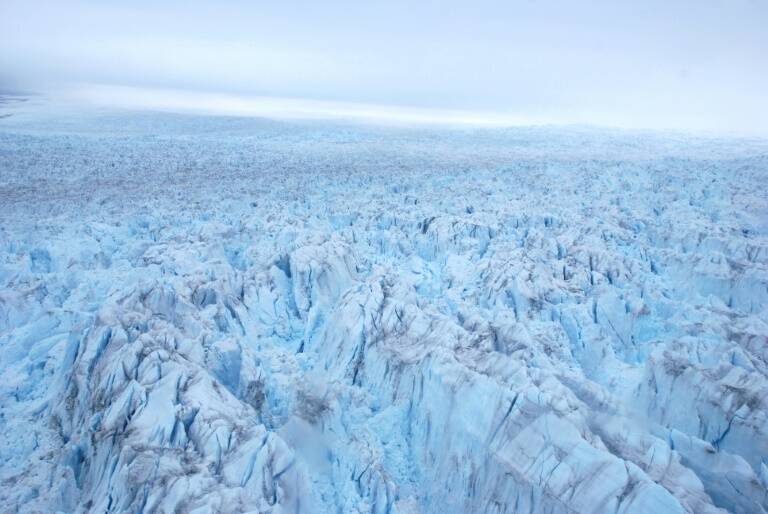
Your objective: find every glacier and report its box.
[1,99,767,513]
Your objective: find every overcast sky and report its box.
[1,0,767,133]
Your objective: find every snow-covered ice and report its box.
[1,98,767,513]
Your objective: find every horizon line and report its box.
[6,83,768,139]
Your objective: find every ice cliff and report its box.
[1,103,767,513]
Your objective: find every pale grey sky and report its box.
[1,0,767,133]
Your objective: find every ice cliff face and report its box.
[1,104,767,513]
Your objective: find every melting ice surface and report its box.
[1,98,767,514]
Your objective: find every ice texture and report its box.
[1,102,767,513]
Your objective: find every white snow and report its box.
[1,98,767,513]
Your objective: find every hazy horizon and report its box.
[2,0,768,134]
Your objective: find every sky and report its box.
[1,0,767,134]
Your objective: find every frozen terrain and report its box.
[1,97,767,513]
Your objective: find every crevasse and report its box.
[1,109,767,513]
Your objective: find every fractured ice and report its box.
[1,104,767,513]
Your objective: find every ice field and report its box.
[1,97,768,513]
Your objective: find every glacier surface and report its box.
[1,100,768,513]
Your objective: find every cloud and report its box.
[2,0,767,134]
